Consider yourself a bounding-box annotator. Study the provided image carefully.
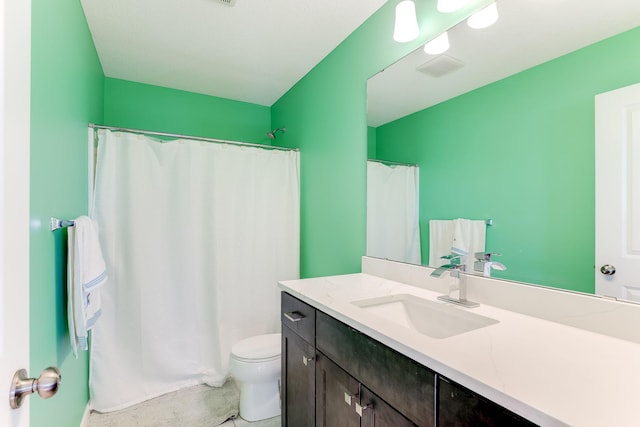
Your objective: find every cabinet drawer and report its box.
[281,292,316,345]
[316,311,435,427]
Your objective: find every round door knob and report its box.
[600,264,616,276]
[9,367,61,409]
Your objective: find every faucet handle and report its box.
[474,252,501,261]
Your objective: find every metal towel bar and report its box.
[50,217,75,231]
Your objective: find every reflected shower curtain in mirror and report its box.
[89,129,300,412]
[366,161,421,264]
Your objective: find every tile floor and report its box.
[85,381,281,427]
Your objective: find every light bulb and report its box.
[437,0,470,13]
[393,1,420,42]
[423,32,450,55]
[467,2,499,29]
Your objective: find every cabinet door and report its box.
[360,385,416,427]
[437,376,537,427]
[282,325,316,427]
[316,311,435,426]
[316,352,361,427]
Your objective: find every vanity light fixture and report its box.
[467,2,499,29]
[393,0,420,42]
[423,32,450,55]
[437,0,470,13]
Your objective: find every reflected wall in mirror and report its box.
[366,0,640,293]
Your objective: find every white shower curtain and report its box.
[366,161,421,265]
[89,129,300,412]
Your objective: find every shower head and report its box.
[267,127,286,140]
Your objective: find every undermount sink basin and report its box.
[351,294,499,339]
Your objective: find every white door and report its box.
[1,0,31,426]
[595,83,640,302]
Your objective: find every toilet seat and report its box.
[231,333,281,363]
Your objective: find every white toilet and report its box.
[230,333,281,422]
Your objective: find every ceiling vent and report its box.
[416,55,464,78]
[212,0,237,6]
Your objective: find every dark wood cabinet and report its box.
[360,385,416,427]
[316,352,415,427]
[281,292,538,427]
[315,352,361,427]
[281,291,315,343]
[281,293,316,427]
[316,310,435,426]
[437,376,536,427]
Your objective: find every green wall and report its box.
[367,126,377,159]
[104,78,271,144]
[30,0,104,426]
[374,26,640,293]
[271,0,492,278]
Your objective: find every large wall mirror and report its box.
[366,0,640,295]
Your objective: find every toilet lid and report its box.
[231,333,281,360]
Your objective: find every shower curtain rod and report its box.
[89,124,299,152]
[368,158,418,167]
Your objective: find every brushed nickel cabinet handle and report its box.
[344,391,354,406]
[355,401,372,417]
[284,311,305,322]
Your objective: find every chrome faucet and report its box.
[431,254,479,308]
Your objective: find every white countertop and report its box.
[279,272,640,427]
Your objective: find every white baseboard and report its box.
[79,402,91,427]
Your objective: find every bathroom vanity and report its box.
[280,257,640,426]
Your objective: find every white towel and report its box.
[429,218,486,271]
[429,220,454,267]
[67,216,108,358]
[452,218,486,271]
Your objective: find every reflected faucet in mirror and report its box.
[474,252,507,277]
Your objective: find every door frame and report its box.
[1,0,31,426]
[595,82,640,300]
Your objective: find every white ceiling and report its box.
[368,0,640,127]
[81,0,388,107]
